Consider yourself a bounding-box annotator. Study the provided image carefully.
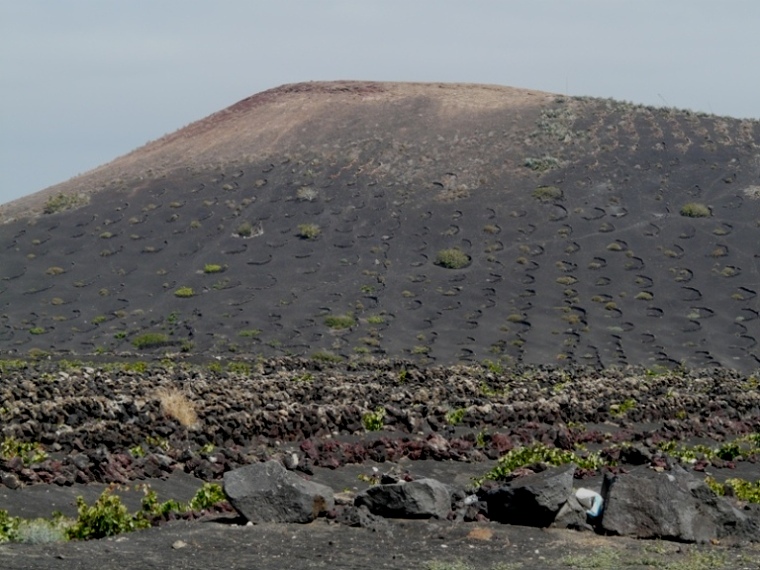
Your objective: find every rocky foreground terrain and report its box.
[0,357,759,568]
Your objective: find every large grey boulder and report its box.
[483,464,576,527]
[600,465,758,543]
[355,478,451,519]
[223,460,334,524]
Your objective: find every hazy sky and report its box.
[1,1,759,205]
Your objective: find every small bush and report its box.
[68,488,148,540]
[46,266,65,276]
[324,314,355,329]
[188,483,226,511]
[297,223,321,240]
[362,407,386,431]
[296,187,318,202]
[523,155,562,172]
[15,519,67,544]
[1,437,47,465]
[29,327,46,335]
[43,192,87,215]
[435,248,470,269]
[680,202,711,218]
[238,329,262,338]
[174,287,195,298]
[446,408,467,426]
[203,264,225,274]
[132,332,170,350]
[532,185,563,202]
[311,350,343,363]
[235,222,253,237]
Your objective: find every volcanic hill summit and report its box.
[1,81,759,370]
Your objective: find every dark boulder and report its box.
[355,478,451,519]
[223,460,334,524]
[600,465,759,543]
[483,463,575,527]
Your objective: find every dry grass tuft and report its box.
[156,388,197,427]
[466,527,493,541]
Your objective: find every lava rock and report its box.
[223,460,334,524]
[336,505,389,531]
[483,463,575,527]
[355,477,451,519]
[600,465,759,543]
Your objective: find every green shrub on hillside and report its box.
[680,202,711,218]
[532,185,563,202]
[203,264,225,274]
[235,222,254,237]
[324,314,355,329]
[174,287,195,298]
[297,223,321,240]
[435,248,470,269]
[43,192,88,215]
[132,333,170,350]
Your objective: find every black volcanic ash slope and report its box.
[1,81,759,371]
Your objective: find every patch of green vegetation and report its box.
[707,477,760,503]
[235,221,254,237]
[482,359,505,374]
[445,408,467,426]
[523,155,562,172]
[203,264,225,274]
[680,202,711,218]
[658,434,760,466]
[435,248,470,269]
[297,223,321,240]
[482,443,607,482]
[62,482,228,542]
[635,291,654,301]
[365,314,385,325]
[1,437,47,465]
[45,266,65,276]
[362,407,386,431]
[188,483,226,511]
[238,329,262,338]
[0,510,68,544]
[28,327,46,335]
[91,315,107,325]
[43,192,88,215]
[311,350,343,363]
[226,361,252,375]
[324,314,356,329]
[67,487,147,540]
[131,332,171,350]
[609,398,636,417]
[531,185,563,202]
[174,286,195,298]
[559,548,622,569]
